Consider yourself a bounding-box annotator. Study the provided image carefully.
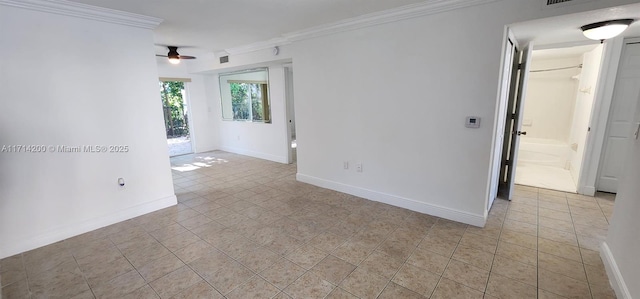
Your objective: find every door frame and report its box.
[283,63,296,164]
[159,77,196,155]
[581,37,631,195]
[512,37,628,196]
[488,34,630,205]
[488,26,534,204]
[499,42,532,200]
[182,82,197,154]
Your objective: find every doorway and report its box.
[284,64,297,163]
[514,44,604,193]
[160,80,193,157]
[492,36,620,203]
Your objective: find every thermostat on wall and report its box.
[465,116,481,128]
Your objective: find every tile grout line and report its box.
[581,198,603,299]
[536,189,573,299]
[482,195,509,298]
[21,252,32,298]
[368,222,434,298]
[538,189,592,299]
[536,188,541,298]
[565,192,596,299]
[317,222,369,297]
[424,219,466,298]
[70,253,97,299]
[107,230,163,299]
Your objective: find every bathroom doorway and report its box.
[515,44,604,193]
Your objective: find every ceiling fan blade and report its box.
[156,46,197,60]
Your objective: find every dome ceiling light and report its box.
[581,19,634,42]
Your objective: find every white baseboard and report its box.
[601,242,632,299]
[296,173,486,227]
[219,146,288,164]
[580,185,597,196]
[0,195,177,259]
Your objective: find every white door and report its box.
[598,41,640,193]
[489,36,516,209]
[498,43,533,200]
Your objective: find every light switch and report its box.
[465,116,481,128]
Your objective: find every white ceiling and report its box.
[67,0,428,57]
[64,1,640,60]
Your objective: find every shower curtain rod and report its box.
[530,64,583,73]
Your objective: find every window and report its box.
[220,68,271,123]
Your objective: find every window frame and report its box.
[219,68,272,123]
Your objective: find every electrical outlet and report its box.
[343,161,349,170]
[117,178,126,190]
[356,163,363,172]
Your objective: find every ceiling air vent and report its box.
[542,0,593,9]
[220,56,229,64]
[547,0,573,5]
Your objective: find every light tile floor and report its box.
[1,151,617,298]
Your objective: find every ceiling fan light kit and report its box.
[581,19,634,42]
[157,46,196,64]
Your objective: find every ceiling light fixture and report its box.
[581,19,634,42]
[156,46,196,64]
[167,47,181,64]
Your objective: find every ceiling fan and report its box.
[156,46,196,64]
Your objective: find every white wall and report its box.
[601,95,640,298]
[283,0,639,226]
[157,60,219,153]
[204,65,289,163]
[0,6,176,258]
[291,3,511,225]
[569,45,603,182]
[521,57,581,142]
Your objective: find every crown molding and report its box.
[224,37,290,55]
[221,0,497,56]
[283,0,497,42]
[0,0,163,29]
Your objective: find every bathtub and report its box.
[517,138,571,169]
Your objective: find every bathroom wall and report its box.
[521,56,581,143]
[569,45,604,183]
